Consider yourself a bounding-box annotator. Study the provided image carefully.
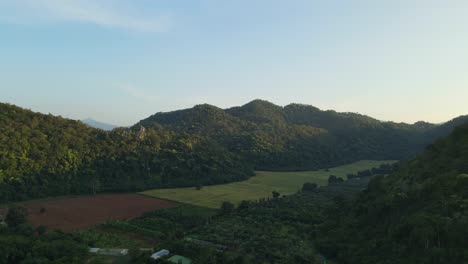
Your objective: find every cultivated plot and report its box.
[0,194,177,231]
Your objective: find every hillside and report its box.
[317,121,468,263]
[0,103,252,203]
[1,100,466,204]
[138,99,465,171]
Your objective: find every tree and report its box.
[302,182,318,192]
[5,206,28,228]
[220,201,235,215]
[328,175,343,185]
[36,225,47,235]
[238,200,250,210]
[272,191,281,199]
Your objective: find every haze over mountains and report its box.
[81,118,118,131]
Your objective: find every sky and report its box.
[0,0,467,126]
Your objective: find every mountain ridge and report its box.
[137,99,468,170]
[1,100,467,202]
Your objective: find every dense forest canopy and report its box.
[0,103,252,202]
[316,121,468,263]
[0,100,467,203]
[138,99,468,170]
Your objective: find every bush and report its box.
[220,202,235,215]
[327,175,344,185]
[302,182,318,192]
[6,206,28,228]
[272,191,281,199]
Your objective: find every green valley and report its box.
[2,4,468,263]
[0,101,467,264]
[142,160,393,208]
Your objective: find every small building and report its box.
[89,248,100,254]
[168,255,192,264]
[150,249,170,260]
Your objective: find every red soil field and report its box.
[0,194,176,232]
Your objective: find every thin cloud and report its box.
[0,0,171,32]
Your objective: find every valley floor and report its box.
[141,160,394,208]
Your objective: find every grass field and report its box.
[141,160,395,208]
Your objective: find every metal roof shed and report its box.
[151,249,170,260]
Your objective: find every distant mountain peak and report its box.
[82,118,117,131]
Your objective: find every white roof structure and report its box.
[88,248,129,256]
[151,249,170,260]
[89,248,100,253]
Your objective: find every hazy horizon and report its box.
[3,99,462,127]
[1,1,467,126]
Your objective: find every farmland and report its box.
[0,194,176,232]
[142,160,394,208]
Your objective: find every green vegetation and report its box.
[139,100,468,171]
[1,101,467,204]
[0,206,87,264]
[0,103,252,203]
[316,121,468,263]
[1,100,468,263]
[189,175,377,264]
[1,116,467,264]
[80,205,235,264]
[71,162,397,264]
[167,255,192,264]
[142,160,393,208]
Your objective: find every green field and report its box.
[141,160,394,208]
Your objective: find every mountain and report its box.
[137,99,465,171]
[81,118,117,131]
[317,121,468,263]
[0,103,252,203]
[139,104,249,135]
[1,100,466,203]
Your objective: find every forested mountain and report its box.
[1,101,467,263]
[0,100,466,203]
[317,121,468,263]
[0,103,252,203]
[138,99,467,170]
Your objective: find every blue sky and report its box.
[0,0,467,126]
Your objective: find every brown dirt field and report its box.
[0,194,177,232]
